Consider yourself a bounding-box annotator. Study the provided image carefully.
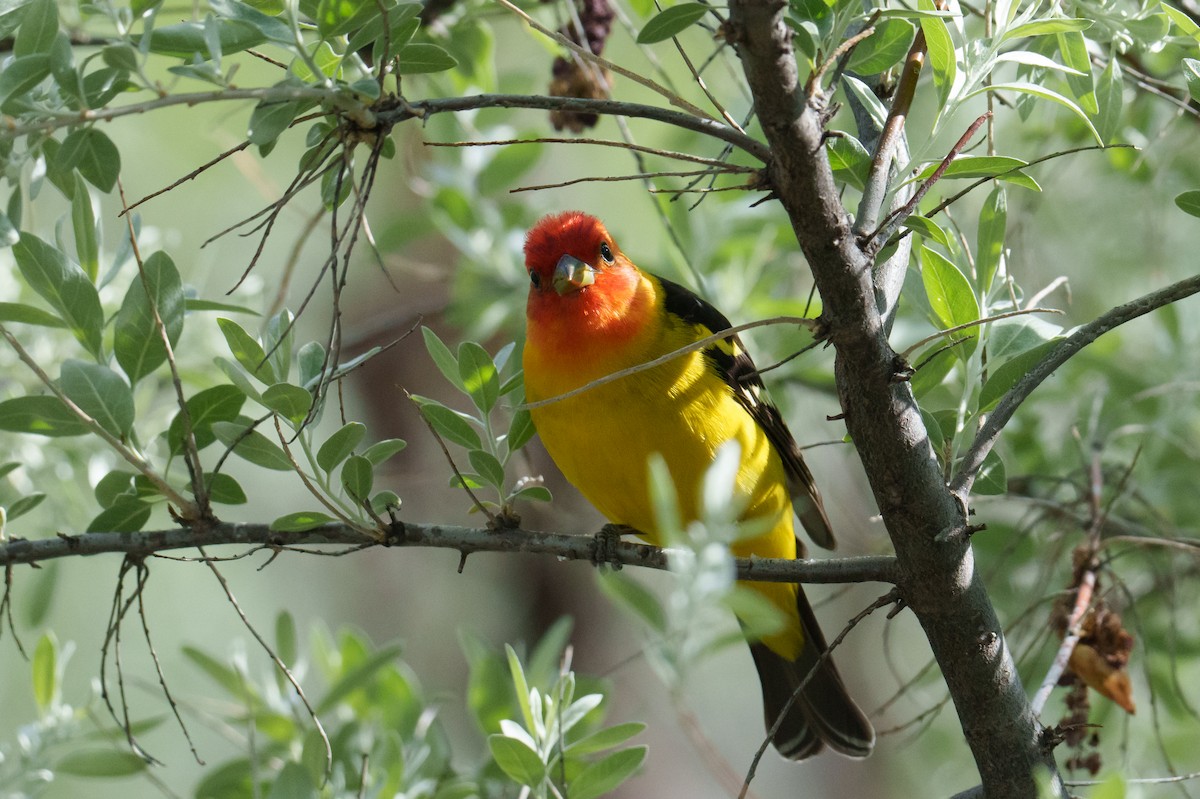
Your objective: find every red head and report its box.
[523,212,648,354]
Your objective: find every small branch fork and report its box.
[0,521,900,586]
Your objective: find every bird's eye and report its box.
[599,242,614,263]
[529,270,541,289]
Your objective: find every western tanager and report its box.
[521,211,874,759]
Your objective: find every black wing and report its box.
[656,275,835,550]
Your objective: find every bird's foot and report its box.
[592,524,635,570]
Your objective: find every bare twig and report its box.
[862,112,992,253]
[740,590,899,798]
[951,273,1200,496]
[425,136,748,169]
[899,307,1063,360]
[807,20,878,97]
[510,166,755,193]
[120,140,253,217]
[520,315,819,411]
[0,323,197,519]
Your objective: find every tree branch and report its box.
[0,521,899,585]
[385,94,771,162]
[951,272,1200,497]
[726,1,1057,793]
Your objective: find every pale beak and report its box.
[552,254,596,295]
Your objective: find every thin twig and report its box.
[119,178,210,520]
[899,307,1063,360]
[862,112,993,252]
[120,140,252,217]
[494,0,718,122]
[406,392,498,526]
[0,323,197,518]
[510,167,755,193]
[951,273,1200,496]
[740,590,899,798]
[520,316,819,411]
[807,20,879,97]
[199,547,333,780]
[425,137,748,169]
[1030,568,1094,715]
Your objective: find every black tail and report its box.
[748,589,874,759]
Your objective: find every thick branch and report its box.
[0,522,899,585]
[727,1,1056,794]
[951,272,1200,496]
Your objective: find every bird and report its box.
[521,210,874,759]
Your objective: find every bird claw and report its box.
[592,524,634,570]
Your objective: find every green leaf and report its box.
[504,643,534,730]
[848,19,915,75]
[55,749,148,777]
[217,317,276,383]
[468,449,505,490]
[297,340,326,388]
[206,472,248,504]
[918,0,956,111]
[0,302,65,328]
[422,326,465,391]
[32,633,57,712]
[271,510,337,531]
[1163,2,1200,41]
[87,496,152,533]
[902,215,952,249]
[210,0,294,43]
[263,308,294,383]
[568,746,647,799]
[183,646,245,696]
[186,298,261,315]
[262,383,313,425]
[458,341,499,413]
[0,396,89,437]
[636,3,709,43]
[479,140,544,196]
[7,492,46,520]
[595,571,666,632]
[1002,17,1093,41]
[12,234,103,358]
[412,396,483,450]
[966,82,1101,144]
[974,450,1007,495]
[141,19,266,58]
[510,484,552,503]
[395,42,457,74]
[976,185,1006,294]
[60,360,134,438]
[316,0,380,37]
[58,128,121,193]
[70,175,99,282]
[1181,59,1200,106]
[920,246,979,332]
[317,422,366,471]
[488,735,546,786]
[212,420,293,470]
[827,133,871,191]
[564,722,646,755]
[341,454,373,501]
[266,761,318,799]
[1093,57,1123,145]
[1176,190,1200,218]
[315,643,403,713]
[1056,31,1096,114]
[101,43,139,72]
[15,0,59,57]
[978,340,1055,411]
[362,437,407,465]
[248,99,304,147]
[168,384,246,455]
[0,55,51,113]
[909,342,959,398]
[276,610,298,665]
[95,470,134,508]
[506,408,536,453]
[114,251,185,385]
